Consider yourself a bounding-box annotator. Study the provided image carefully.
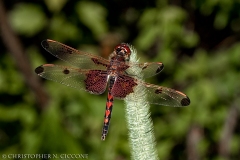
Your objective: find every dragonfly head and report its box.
[114,43,131,61]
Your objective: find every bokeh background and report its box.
[0,0,240,160]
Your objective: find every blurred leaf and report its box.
[0,105,21,121]
[19,106,37,128]
[39,102,83,153]
[231,135,240,155]
[76,1,108,38]
[138,8,157,28]
[157,140,173,159]
[135,24,159,50]
[199,138,210,157]
[169,111,192,137]
[49,14,81,42]
[44,0,67,12]
[214,11,228,29]
[199,0,217,15]
[0,55,25,94]
[228,42,240,66]
[175,49,209,82]
[157,6,187,24]
[9,3,47,36]
[135,5,190,51]
[21,130,42,153]
[156,49,175,70]
[181,31,199,48]
[27,46,46,67]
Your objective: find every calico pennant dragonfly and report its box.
[35,39,190,140]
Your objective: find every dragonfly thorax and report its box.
[107,59,129,76]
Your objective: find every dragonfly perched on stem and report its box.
[35,39,190,140]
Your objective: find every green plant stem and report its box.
[124,46,159,160]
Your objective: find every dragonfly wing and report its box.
[111,75,138,99]
[111,75,190,107]
[35,64,108,94]
[41,39,109,70]
[134,80,190,107]
[125,62,164,79]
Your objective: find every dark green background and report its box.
[0,0,239,159]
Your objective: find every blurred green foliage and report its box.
[9,3,47,37]
[0,0,240,159]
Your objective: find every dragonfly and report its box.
[35,39,190,140]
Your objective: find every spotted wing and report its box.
[125,62,164,79]
[111,75,190,107]
[41,39,109,70]
[35,64,108,94]
[138,81,190,107]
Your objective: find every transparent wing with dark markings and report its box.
[41,39,109,70]
[125,62,164,79]
[112,75,190,107]
[35,64,108,95]
[132,80,190,107]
